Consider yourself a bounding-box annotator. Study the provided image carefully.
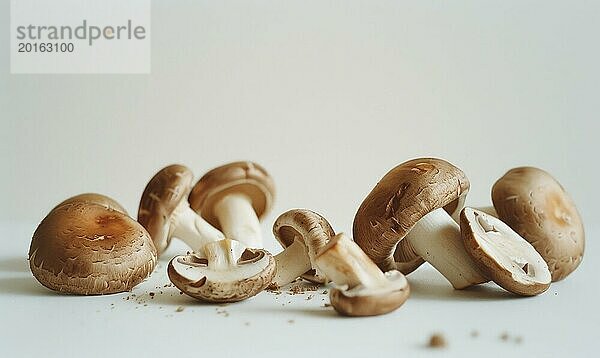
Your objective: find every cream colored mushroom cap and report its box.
[492,167,584,281]
[189,161,275,229]
[29,202,157,295]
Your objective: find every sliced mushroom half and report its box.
[315,233,409,317]
[461,207,551,296]
[168,239,275,303]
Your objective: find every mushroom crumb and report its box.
[287,319,295,324]
[428,334,447,348]
[175,306,185,312]
[471,330,479,338]
[500,332,509,341]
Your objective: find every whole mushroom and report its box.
[353,158,487,289]
[168,239,275,303]
[189,161,275,249]
[491,167,584,281]
[271,209,335,287]
[138,164,226,256]
[29,200,157,294]
[315,233,409,317]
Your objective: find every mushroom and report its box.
[353,158,488,289]
[315,233,409,317]
[55,193,128,214]
[189,161,275,249]
[461,207,551,296]
[271,209,335,287]
[491,167,584,281]
[138,164,226,256]
[29,201,157,294]
[168,239,276,303]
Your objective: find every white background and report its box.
[1,1,599,357]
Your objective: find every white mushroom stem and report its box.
[214,192,263,248]
[316,233,389,289]
[405,208,488,289]
[272,239,311,287]
[203,239,239,271]
[170,200,226,252]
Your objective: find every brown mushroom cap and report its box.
[273,209,335,283]
[492,167,584,281]
[55,193,128,215]
[353,158,469,273]
[188,161,275,229]
[461,207,551,296]
[167,249,276,303]
[138,164,194,255]
[29,202,157,295]
[329,271,410,317]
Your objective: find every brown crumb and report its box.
[471,330,479,338]
[500,332,509,341]
[515,336,523,344]
[428,333,447,348]
[175,306,185,312]
[287,319,294,324]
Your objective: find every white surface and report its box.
[2,1,599,357]
[1,221,598,357]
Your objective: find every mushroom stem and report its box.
[316,233,389,289]
[214,192,263,248]
[405,208,488,289]
[170,201,226,252]
[204,239,238,271]
[272,239,312,287]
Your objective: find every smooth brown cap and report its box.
[55,193,128,215]
[329,271,410,317]
[138,164,194,255]
[273,209,335,283]
[29,202,157,295]
[492,167,584,281]
[189,161,275,228]
[461,207,551,296]
[353,158,469,272]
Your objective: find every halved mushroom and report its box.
[189,161,275,249]
[353,158,488,289]
[138,164,226,256]
[29,201,157,294]
[315,233,409,317]
[168,239,275,303]
[55,193,128,215]
[271,209,335,287]
[461,208,551,296]
[492,167,584,281]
